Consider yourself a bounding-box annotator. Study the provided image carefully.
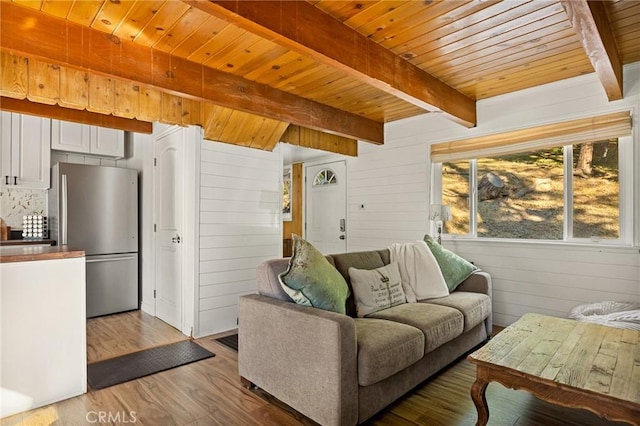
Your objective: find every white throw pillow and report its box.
[388,241,449,301]
[348,262,406,317]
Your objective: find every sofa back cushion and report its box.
[329,250,388,317]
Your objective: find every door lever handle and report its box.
[172,235,181,244]
[339,235,345,240]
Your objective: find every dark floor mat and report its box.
[87,340,215,390]
[215,333,238,352]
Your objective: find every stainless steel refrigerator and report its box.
[49,163,138,318]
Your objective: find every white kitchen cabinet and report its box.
[0,111,51,189]
[91,126,125,157]
[50,120,91,153]
[51,120,125,158]
[0,255,87,417]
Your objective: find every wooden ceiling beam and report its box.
[1,97,153,133]
[561,0,623,100]
[0,2,383,144]
[281,125,358,157]
[183,0,477,128]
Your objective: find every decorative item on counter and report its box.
[0,218,10,241]
[22,215,48,240]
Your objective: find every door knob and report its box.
[339,235,345,240]
[172,235,181,243]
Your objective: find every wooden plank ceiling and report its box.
[0,0,638,155]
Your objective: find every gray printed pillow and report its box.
[348,262,406,317]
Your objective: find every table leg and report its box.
[471,377,489,426]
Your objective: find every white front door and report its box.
[153,127,183,330]
[305,161,347,254]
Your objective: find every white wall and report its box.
[347,118,431,251]
[344,62,640,326]
[197,140,282,336]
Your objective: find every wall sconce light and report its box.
[429,204,451,244]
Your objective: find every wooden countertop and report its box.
[0,239,56,246]
[0,245,85,263]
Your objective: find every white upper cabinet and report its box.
[91,126,125,157]
[0,111,51,189]
[51,120,125,158]
[50,120,91,153]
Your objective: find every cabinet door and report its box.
[11,114,51,189]
[51,120,91,153]
[1,112,12,186]
[91,127,124,158]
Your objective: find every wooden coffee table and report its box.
[468,313,640,425]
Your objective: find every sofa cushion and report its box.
[368,303,464,354]
[330,251,387,317]
[421,292,491,332]
[279,235,350,314]
[354,318,424,386]
[349,262,406,317]
[423,234,478,291]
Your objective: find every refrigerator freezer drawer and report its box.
[86,253,138,318]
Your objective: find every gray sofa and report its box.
[238,249,492,425]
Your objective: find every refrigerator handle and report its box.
[86,256,137,263]
[61,173,68,245]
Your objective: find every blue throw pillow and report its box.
[278,235,350,314]
[423,234,478,291]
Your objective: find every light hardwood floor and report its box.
[2,311,626,425]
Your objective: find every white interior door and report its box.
[153,128,183,330]
[305,161,347,254]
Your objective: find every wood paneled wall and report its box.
[0,52,200,127]
[343,63,640,327]
[198,140,282,336]
[449,240,640,326]
[0,50,360,156]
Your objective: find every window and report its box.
[442,140,620,241]
[433,112,632,244]
[313,168,337,186]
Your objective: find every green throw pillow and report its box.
[278,235,350,314]
[423,234,478,291]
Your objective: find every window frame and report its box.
[432,135,633,246]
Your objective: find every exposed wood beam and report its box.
[561,0,623,100]
[0,2,383,144]
[0,97,153,133]
[184,0,477,128]
[281,125,358,157]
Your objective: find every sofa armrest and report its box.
[238,294,358,426]
[455,271,493,338]
[456,271,492,296]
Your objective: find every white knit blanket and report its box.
[388,241,449,303]
[569,301,640,330]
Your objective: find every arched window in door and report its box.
[313,168,337,186]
